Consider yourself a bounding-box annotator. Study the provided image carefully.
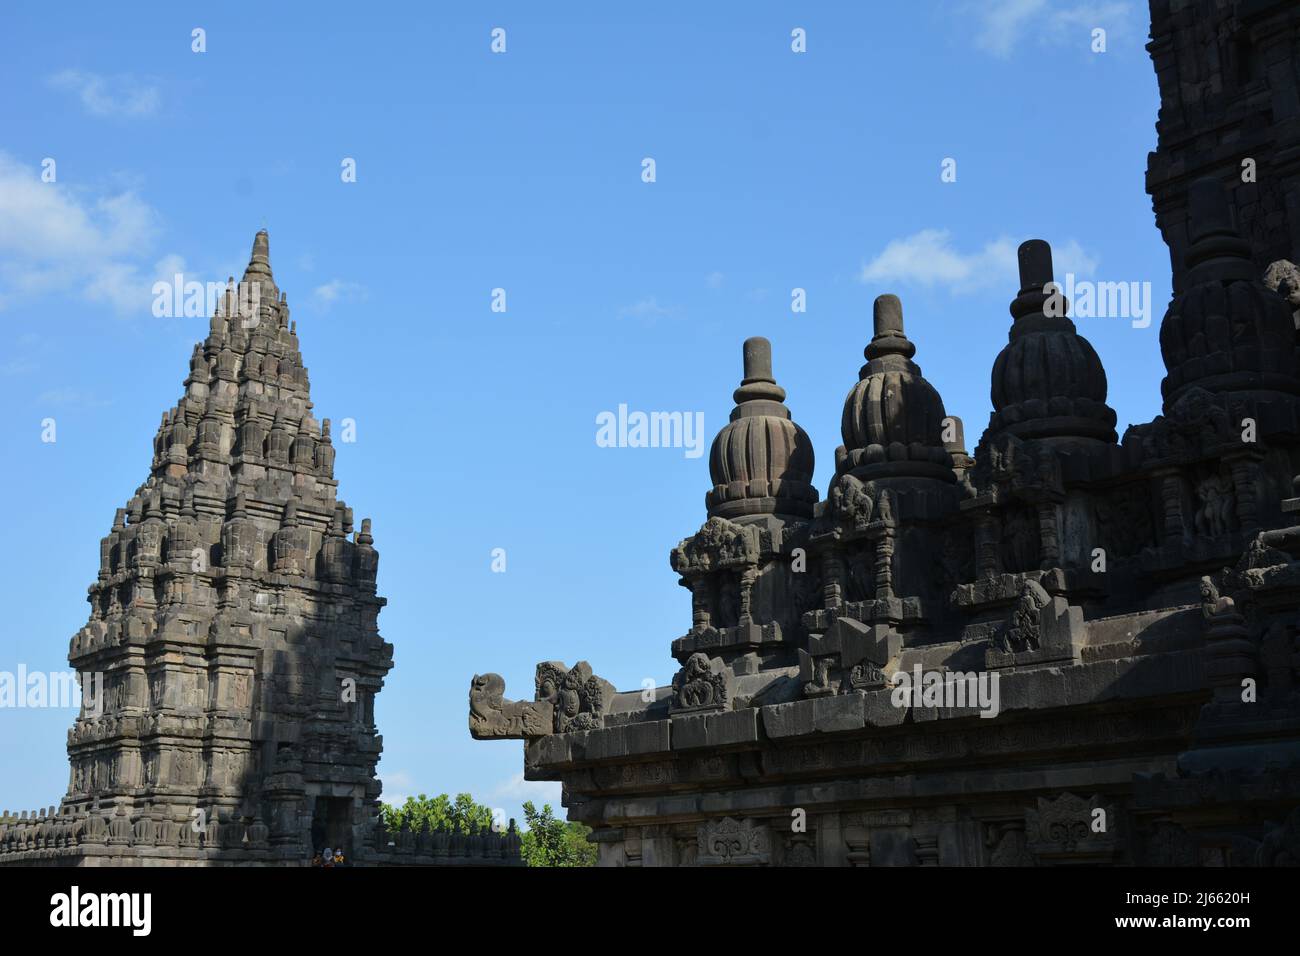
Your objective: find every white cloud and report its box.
[970,0,1133,58]
[706,271,724,289]
[0,151,183,315]
[379,770,417,806]
[618,296,678,321]
[1,358,38,377]
[490,772,562,807]
[860,229,1097,294]
[48,70,160,117]
[37,387,110,408]
[312,279,366,309]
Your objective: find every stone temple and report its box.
[469,4,1300,865]
[0,234,519,866]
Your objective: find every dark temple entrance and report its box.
[311,797,354,859]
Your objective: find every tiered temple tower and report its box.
[0,233,518,866]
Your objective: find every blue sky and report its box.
[0,0,1168,825]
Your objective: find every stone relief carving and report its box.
[997,579,1051,653]
[1193,473,1234,537]
[697,817,771,865]
[534,661,611,734]
[670,517,758,575]
[1024,793,1118,861]
[671,653,728,712]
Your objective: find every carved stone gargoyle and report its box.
[469,661,614,739]
[468,673,553,740]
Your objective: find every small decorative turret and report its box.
[836,294,955,483]
[167,486,201,571]
[986,240,1117,445]
[1158,177,1299,410]
[316,419,337,476]
[221,493,259,570]
[318,507,353,583]
[271,501,310,576]
[237,400,264,460]
[131,493,165,569]
[354,518,378,591]
[290,416,316,468]
[706,337,818,520]
[266,409,291,463]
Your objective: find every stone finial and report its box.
[942,415,966,453]
[864,293,916,361]
[248,230,271,274]
[986,239,1116,445]
[732,337,786,403]
[1017,239,1054,295]
[838,293,954,482]
[708,336,817,519]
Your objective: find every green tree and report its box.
[519,801,597,867]
[380,792,494,834]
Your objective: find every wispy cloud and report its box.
[312,279,366,309]
[860,229,1098,294]
[969,0,1133,58]
[37,387,111,408]
[617,296,679,322]
[379,770,416,805]
[0,151,187,315]
[48,70,161,118]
